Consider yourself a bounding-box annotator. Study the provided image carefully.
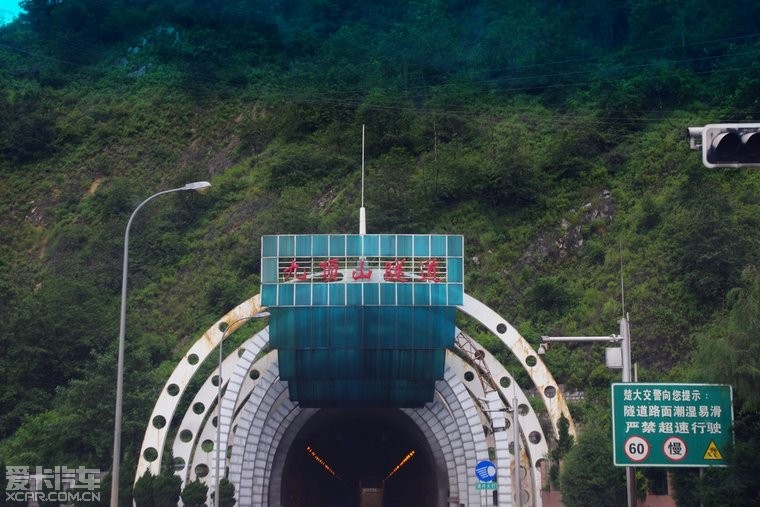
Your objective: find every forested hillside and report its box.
[1,1,759,505]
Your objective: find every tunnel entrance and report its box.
[280,408,440,507]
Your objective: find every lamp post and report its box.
[214,313,269,507]
[513,394,521,506]
[110,181,211,507]
[539,316,635,507]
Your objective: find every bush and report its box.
[0,94,58,166]
[153,473,182,507]
[211,478,236,507]
[559,413,626,507]
[181,479,209,507]
[132,468,181,507]
[133,471,155,507]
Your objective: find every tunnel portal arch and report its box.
[276,408,439,506]
[137,293,575,506]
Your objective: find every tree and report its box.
[694,265,760,412]
[181,479,209,507]
[559,412,626,507]
[0,458,9,507]
[95,453,136,507]
[667,169,755,307]
[548,413,574,489]
[211,478,236,507]
[132,467,181,507]
[673,265,760,505]
[153,472,182,507]
[556,413,574,456]
[133,470,155,507]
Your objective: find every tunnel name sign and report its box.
[612,383,733,467]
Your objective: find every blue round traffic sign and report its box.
[475,460,497,482]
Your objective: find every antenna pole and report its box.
[360,124,366,235]
[620,239,626,316]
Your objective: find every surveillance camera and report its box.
[686,127,703,150]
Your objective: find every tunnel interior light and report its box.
[384,449,416,483]
[305,445,342,481]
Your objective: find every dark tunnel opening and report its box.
[279,408,440,507]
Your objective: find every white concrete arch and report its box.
[179,350,541,506]
[458,293,576,441]
[135,295,266,481]
[138,292,573,506]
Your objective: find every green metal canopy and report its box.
[261,234,464,407]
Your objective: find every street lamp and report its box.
[539,317,635,507]
[110,181,211,507]
[538,335,623,370]
[214,314,269,507]
[512,393,521,506]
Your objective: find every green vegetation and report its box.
[134,468,182,507]
[1,1,759,504]
[211,479,236,507]
[560,407,627,507]
[180,479,208,507]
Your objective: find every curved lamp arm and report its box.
[111,181,211,507]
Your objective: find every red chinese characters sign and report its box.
[280,257,446,283]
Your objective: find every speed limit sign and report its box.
[623,436,650,462]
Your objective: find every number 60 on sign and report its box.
[624,436,650,462]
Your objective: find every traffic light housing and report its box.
[692,123,760,168]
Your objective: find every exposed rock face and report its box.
[522,189,615,266]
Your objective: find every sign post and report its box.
[612,383,733,467]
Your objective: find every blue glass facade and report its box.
[261,234,464,307]
[261,234,463,407]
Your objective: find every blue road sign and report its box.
[475,460,497,482]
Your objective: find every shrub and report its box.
[181,479,208,507]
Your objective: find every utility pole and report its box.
[620,315,637,507]
[540,316,637,507]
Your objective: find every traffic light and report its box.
[687,123,760,168]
